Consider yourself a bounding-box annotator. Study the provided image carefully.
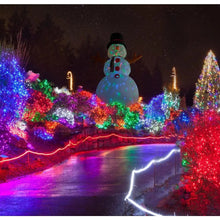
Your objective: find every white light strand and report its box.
[127,197,162,216]
[124,148,181,216]
[53,107,75,125]
[16,121,27,131]
[54,87,71,95]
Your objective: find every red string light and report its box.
[181,110,220,215]
[0,133,176,164]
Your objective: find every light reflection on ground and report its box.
[0,143,177,215]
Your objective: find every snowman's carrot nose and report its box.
[116,46,120,50]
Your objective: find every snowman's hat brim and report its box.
[107,41,127,49]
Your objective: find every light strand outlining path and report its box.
[124,148,181,216]
[0,133,177,164]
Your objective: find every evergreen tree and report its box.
[131,58,152,102]
[0,19,6,42]
[194,50,220,111]
[152,61,163,97]
[7,8,32,68]
[7,7,32,46]
[186,86,195,107]
[74,34,105,92]
[28,14,73,87]
[0,48,29,125]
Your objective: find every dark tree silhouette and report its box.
[130,58,153,103]
[186,85,195,107]
[151,61,163,96]
[28,14,75,87]
[0,18,6,42]
[7,7,32,46]
[73,35,105,92]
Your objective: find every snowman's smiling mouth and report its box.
[114,74,120,78]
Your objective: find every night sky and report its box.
[1,4,220,101]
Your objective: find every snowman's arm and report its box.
[127,54,143,64]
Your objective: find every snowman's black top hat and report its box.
[107,32,126,49]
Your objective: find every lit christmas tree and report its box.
[0,48,29,152]
[194,50,220,111]
[0,48,28,125]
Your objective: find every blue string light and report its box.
[33,127,54,140]
[0,50,29,126]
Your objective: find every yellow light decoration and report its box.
[66,71,74,92]
[138,96,143,103]
[171,67,177,91]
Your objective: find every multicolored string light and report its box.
[194,50,220,111]
[31,79,55,101]
[23,89,53,122]
[162,88,180,119]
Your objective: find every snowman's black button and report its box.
[114,74,120,78]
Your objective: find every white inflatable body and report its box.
[96,43,139,106]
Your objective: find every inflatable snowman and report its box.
[96,33,139,106]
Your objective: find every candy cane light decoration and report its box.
[66,71,74,92]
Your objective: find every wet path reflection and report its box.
[0,144,176,215]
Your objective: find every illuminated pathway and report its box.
[0,143,178,216]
